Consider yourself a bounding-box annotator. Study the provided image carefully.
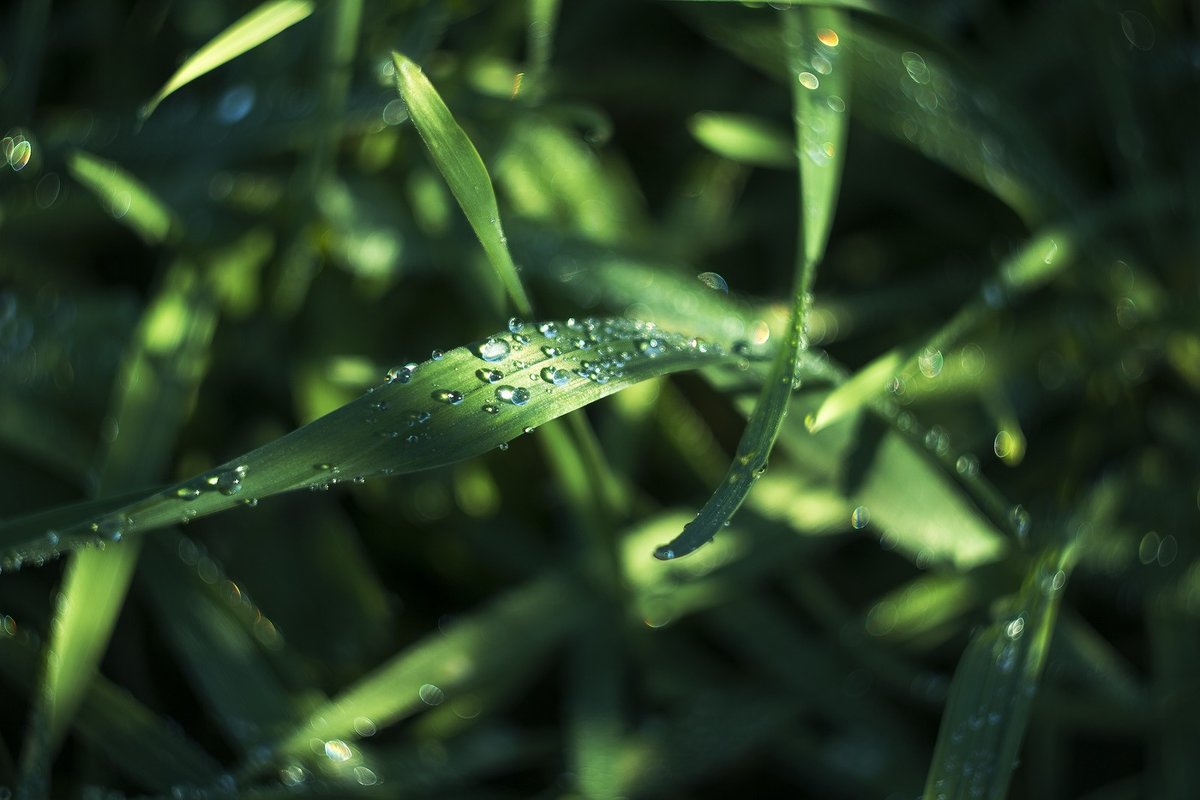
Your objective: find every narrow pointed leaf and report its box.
[140,0,315,120]
[393,51,534,318]
[275,570,580,757]
[69,150,177,245]
[0,319,732,564]
[923,546,1076,800]
[808,346,903,432]
[655,7,850,560]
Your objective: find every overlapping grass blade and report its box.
[0,318,732,565]
[923,546,1077,800]
[0,626,222,791]
[655,7,849,560]
[140,0,315,120]
[68,150,177,245]
[17,198,216,795]
[393,51,534,317]
[268,570,581,762]
[141,535,304,754]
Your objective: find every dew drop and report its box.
[508,317,525,334]
[540,366,570,386]
[432,389,464,405]
[697,272,729,294]
[477,337,511,362]
[386,363,417,384]
[816,28,840,47]
[497,442,510,451]
[175,486,201,500]
[918,347,944,378]
[1008,504,1031,539]
[542,345,561,357]
[798,72,819,90]
[431,349,445,360]
[955,454,980,475]
[496,385,530,406]
[323,739,352,763]
[9,139,32,171]
[476,368,504,383]
[538,321,560,339]
[481,403,500,414]
[419,683,445,705]
[851,505,870,529]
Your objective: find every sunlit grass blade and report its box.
[923,546,1076,800]
[523,0,561,103]
[268,570,581,763]
[68,150,177,245]
[807,346,903,432]
[393,51,534,318]
[139,0,315,120]
[654,7,850,560]
[0,318,732,565]
[688,111,793,169]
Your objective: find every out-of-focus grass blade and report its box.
[0,318,732,568]
[393,51,534,318]
[522,0,560,103]
[140,0,315,120]
[141,535,303,753]
[19,239,216,796]
[923,546,1077,800]
[688,111,793,169]
[807,346,903,432]
[68,150,177,245]
[673,0,888,14]
[269,570,581,761]
[654,7,849,560]
[0,624,222,791]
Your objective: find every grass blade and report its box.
[270,570,581,761]
[923,546,1077,800]
[654,7,850,559]
[688,111,793,169]
[0,318,732,564]
[393,51,534,318]
[140,0,315,120]
[68,150,178,245]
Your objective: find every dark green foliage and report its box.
[0,0,1195,798]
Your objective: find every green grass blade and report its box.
[654,7,849,560]
[688,111,793,169]
[68,150,177,245]
[18,258,218,794]
[139,0,315,120]
[393,51,534,318]
[923,546,1076,800]
[0,319,731,564]
[807,346,903,432]
[141,535,303,753]
[271,570,581,760]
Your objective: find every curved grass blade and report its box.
[393,51,534,318]
[140,0,315,120]
[268,570,580,763]
[689,111,793,169]
[0,318,732,565]
[654,7,850,560]
[923,545,1076,800]
[68,150,178,245]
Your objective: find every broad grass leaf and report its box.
[393,51,534,317]
[140,0,315,120]
[68,151,177,245]
[0,319,731,564]
[654,7,850,560]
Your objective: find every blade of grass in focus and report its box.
[393,51,534,318]
[140,0,315,120]
[655,6,850,560]
[0,319,734,565]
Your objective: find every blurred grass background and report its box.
[1,0,1198,798]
